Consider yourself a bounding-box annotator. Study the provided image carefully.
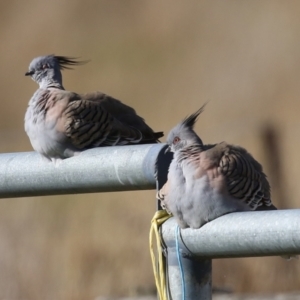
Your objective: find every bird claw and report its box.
[51,158,63,167]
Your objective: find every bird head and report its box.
[25,55,87,88]
[166,104,207,153]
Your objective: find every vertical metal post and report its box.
[164,234,212,300]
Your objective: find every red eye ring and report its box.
[173,137,180,144]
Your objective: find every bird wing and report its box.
[206,142,274,210]
[52,90,162,149]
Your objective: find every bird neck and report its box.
[37,69,64,90]
[38,78,64,90]
[175,144,204,162]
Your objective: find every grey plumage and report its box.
[24,55,163,163]
[157,105,276,229]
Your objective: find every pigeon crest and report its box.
[25,55,88,89]
[166,103,207,153]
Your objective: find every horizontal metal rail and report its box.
[0,144,172,198]
[162,209,300,258]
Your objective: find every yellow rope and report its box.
[149,210,172,300]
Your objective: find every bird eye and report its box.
[42,64,49,69]
[173,137,180,144]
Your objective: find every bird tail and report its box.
[255,203,277,211]
[154,131,164,141]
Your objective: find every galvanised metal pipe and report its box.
[162,209,300,259]
[0,144,172,198]
[166,246,212,300]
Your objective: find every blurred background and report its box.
[0,0,299,299]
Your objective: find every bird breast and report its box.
[166,158,249,229]
[24,89,71,159]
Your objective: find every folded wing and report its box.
[62,91,163,149]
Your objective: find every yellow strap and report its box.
[149,210,172,300]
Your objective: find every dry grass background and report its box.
[0,0,299,299]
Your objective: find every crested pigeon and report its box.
[24,55,163,163]
[157,105,276,229]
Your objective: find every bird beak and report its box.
[164,146,171,154]
[25,70,34,76]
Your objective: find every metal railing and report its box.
[0,144,170,198]
[0,144,299,300]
